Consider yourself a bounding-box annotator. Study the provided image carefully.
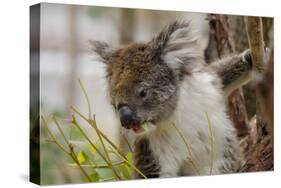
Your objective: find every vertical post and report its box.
[244,17,265,139]
[119,8,135,44]
[66,5,79,115]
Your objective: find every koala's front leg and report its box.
[133,137,181,178]
[209,49,252,96]
[133,137,161,178]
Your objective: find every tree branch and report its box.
[245,17,264,73]
[240,16,273,172]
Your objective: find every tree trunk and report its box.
[240,17,273,172]
[205,14,249,140]
[206,14,273,172]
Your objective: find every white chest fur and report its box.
[137,71,241,177]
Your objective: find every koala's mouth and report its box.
[124,122,142,133]
[128,120,156,134]
[130,123,143,133]
[118,105,157,134]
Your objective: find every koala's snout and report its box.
[118,104,140,129]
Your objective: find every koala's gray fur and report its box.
[91,21,251,178]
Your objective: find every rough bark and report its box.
[244,17,266,138]
[205,14,249,139]
[227,89,249,138]
[207,15,274,172]
[240,16,273,172]
[229,16,249,53]
[240,135,273,172]
[259,17,273,137]
[257,49,273,138]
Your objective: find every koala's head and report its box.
[91,21,204,133]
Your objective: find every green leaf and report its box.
[89,143,98,155]
[141,122,149,132]
[115,164,131,179]
[90,172,100,182]
[96,168,114,180]
[93,160,107,166]
[77,151,90,164]
[77,151,85,164]
[125,152,133,163]
[69,126,83,139]
[125,152,133,174]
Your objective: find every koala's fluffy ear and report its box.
[149,21,204,74]
[89,40,112,62]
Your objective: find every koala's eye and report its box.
[139,89,147,98]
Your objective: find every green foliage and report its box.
[42,80,218,183]
[89,172,100,182]
[69,146,135,181]
[42,80,146,182]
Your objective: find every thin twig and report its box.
[109,147,147,179]
[42,116,92,182]
[71,106,145,177]
[88,117,119,179]
[205,112,216,175]
[78,80,123,180]
[171,123,200,175]
[78,79,92,120]
[53,116,69,145]
[41,116,69,155]
[68,161,125,168]
[71,106,127,159]
[69,145,92,182]
[122,134,133,153]
[55,117,92,181]
[71,115,121,180]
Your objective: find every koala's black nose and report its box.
[118,105,138,129]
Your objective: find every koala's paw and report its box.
[241,49,252,66]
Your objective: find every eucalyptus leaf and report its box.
[90,172,100,182]
[77,151,90,164]
[141,122,149,132]
[96,168,114,180]
[115,164,131,179]
[89,143,98,155]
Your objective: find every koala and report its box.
[91,21,251,178]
